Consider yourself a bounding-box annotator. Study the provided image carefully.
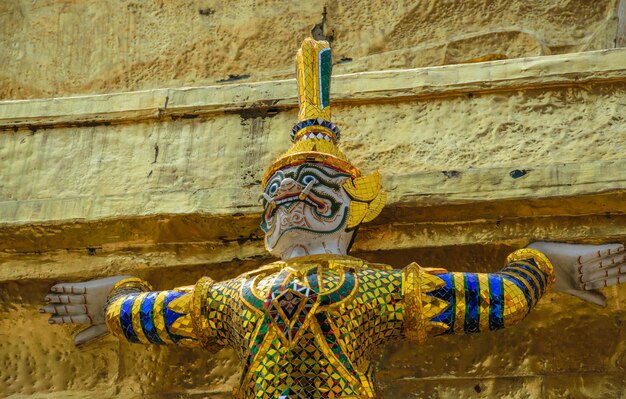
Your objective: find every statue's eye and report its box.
[268,182,279,195]
[301,175,316,185]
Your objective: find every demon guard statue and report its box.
[43,39,626,399]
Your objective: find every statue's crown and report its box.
[262,38,361,187]
[262,38,386,229]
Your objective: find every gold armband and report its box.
[402,263,450,343]
[505,248,556,290]
[107,277,153,301]
[191,276,220,352]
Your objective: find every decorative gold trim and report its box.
[153,291,174,344]
[131,292,150,344]
[346,201,368,229]
[343,172,382,202]
[170,314,195,337]
[506,248,555,290]
[174,285,194,293]
[402,263,450,342]
[362,191,386,223]
[108,277,152,300]
[104,296,125,339]
[342,171,387,227]
[191,276,220,351]
[293,125,337,142]
[452,272,466,335]
[167,292,192,313]
[477,274,491,332]
[502,279,527,327]
[262,149,361,188]
[402,262,426,343]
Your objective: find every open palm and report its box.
[528,241,625,306]
[41,276,130,346]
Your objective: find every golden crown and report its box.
[262,38,360,187]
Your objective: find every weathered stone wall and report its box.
[0,0,623,100]
[1,1,625,398]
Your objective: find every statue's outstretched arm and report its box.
[103,277,217,348]
[42,275,219,349]
[402,248,555,342]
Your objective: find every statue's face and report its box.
[261,163,353,256]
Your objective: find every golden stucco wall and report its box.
[1,0,624,100]
[1,1,625,398]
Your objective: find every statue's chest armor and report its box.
[241,264,357,344]
[235,259,400,398]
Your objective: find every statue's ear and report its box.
[362,190,386,223]
[343,171,387,229]
[346,201,368,229]
[343,171,382,202]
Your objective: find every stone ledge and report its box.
[389,159,626,205]
[0,159,623,225]
[0,48,625,130]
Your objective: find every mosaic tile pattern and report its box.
[233,256,402,398]
[291,119,340,142]
[422,249,554,335]
[342,172,386,228]
[296,39,332,122]
[105,287,200,347]
[104,250,554,398]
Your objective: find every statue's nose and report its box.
[278,178,297,191]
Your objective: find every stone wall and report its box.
[1,0,624,100]
[1,1,625,398]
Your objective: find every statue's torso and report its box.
[206,255,405,399]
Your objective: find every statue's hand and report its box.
[528,241,625,307]
[41,275,132,346]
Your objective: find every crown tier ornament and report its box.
[262,38,361,188]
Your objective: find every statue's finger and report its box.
[581,275,626,291]
[48,314,92,325]
[40,304,87,315]
[74,324,109,347]
[578,252,626,274]
[51,283,87,294]
[45,294,86,304]
[580,265,625,283]
[577,244,624,265]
